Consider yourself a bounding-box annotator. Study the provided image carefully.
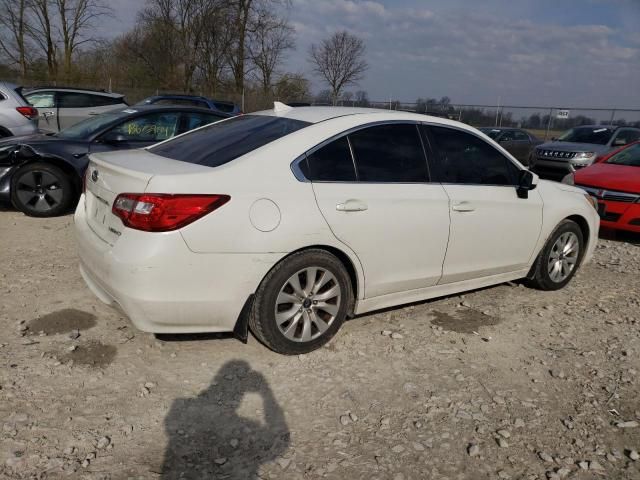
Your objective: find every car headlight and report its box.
[573,152,596,162]
[561,173,574,185]
[584,193,598,210]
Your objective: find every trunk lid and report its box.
[84,149,213,245]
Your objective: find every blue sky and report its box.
[101,0,640,108]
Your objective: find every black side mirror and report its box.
[101,132,127,144]
[517,170,536,199]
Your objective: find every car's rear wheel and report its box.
[528,219,584,290]
[11,162,74,217]
[249,249,352,355]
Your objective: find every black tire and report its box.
[527,219,584,291]
[11,162,74,217]
[249,249,353,355]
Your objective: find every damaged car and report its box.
[0,105,228,217]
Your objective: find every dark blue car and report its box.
[136,95,241,116]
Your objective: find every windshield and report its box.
[57,110,132,139]
[557,127,614,145]
[479,128,502,140]
[149,114,310,167]
[606,143,640,167]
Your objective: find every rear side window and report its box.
[349,124,428,182]
[513,130,529,141]
[428,126,519,186]
[155,98,208,108]
[90,95,125,107]
[149,115,310,167]
[304,136,356,181]
[58,92,96,108]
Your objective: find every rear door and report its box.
[308,123,451,298]
[58,92,98,130]
[25,91,58,132]
[425,125,543,284]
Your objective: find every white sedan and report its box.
[75,105,599,354]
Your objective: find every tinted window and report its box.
[607,143,640,167]
[304,136,356,181]
[512,130,530,141]
[57,110,131,139]
[58,92,96,108]
[428,126,519,185]
[349,124,428,182]
[155,98,208,108]
[90,95,125,107]
[558,127,614,145]
[180,112,225,133]
[499,130,515,141]
[612,129,640,146]
[150,115,310,167]
[108,112,179,142]
[26,92,55,108]
[480,128,502,140]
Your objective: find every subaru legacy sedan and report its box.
[75,105,599,355]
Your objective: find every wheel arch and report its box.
[0,126,12,138]
[566,214,591,254]
[13,156,82,198]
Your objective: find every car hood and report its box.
[536,141,610,153]
[0,133,75,147]
[575,163,640,194]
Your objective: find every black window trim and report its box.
[423,123,524,188]
[291,120,434,184]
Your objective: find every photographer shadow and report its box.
[161,360,289,479]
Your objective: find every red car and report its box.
[564,141,640,233]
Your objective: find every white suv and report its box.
[0,81,39,138]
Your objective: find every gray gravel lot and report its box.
[1,209,639,480]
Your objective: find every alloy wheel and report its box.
[547,231,579,283]
[15,170,64,213]
[274,267,342,342]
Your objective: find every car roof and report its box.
[25,87,124,98]
[111,105,230,115]
[252,104,467,127]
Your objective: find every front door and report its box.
[307,123,451,298]
[426,125,543,284]
[25,91,58,132]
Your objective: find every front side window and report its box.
[606,143,640,167]
[512,130,530,141]
[612,129,640,147]
[26,92,55,108]
[109,112,180,142]
[303,136,356,181]
[349,124,428,182]
[150,115,310,167]
[428,126,519,185]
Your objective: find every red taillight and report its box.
[112,193,230,232]
[16,106,38,120]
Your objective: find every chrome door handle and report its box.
[452,202,475,212]
[43,111,55,117]
[336,200,368,212]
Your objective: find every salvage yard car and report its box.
[478,127,542,165]
[564,141,640,233]
[75,105,599,355]
[0,106,228,216]
[0,81,39,138]
[530,125,640,180]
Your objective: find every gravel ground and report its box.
[1,209,639,480]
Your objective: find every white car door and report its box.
[425,125,543,284]
[25,91,58,132]
[306,123,451,298]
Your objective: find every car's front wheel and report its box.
[528,219,584,290]
[249,249,353,355]
[11,162,74,217]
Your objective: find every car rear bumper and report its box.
[74,195,281,333]
[598,200,640,233]
[7,122,38,137]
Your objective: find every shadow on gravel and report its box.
[161,360,289,479]
[431,309,501,334]
[599,228,640,246]
[60,341,117,367]
[29,309,96,335]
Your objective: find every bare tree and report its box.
[273,72,310,102]
[309,31,368,105]
[54,0,112,80]
[0,0,31,78]
[28,0,58,78]
[248,8,294,95]
[198,1,234,95]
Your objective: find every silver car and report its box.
[24,87,128,133]
[0,81,39,138]
[530,125,640,180]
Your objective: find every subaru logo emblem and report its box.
[91,170,99,182]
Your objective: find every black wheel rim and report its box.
[15,170,64,213]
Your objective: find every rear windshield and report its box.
[606,143,640,167]
[558,127,614,145]
[149,115,310,167]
